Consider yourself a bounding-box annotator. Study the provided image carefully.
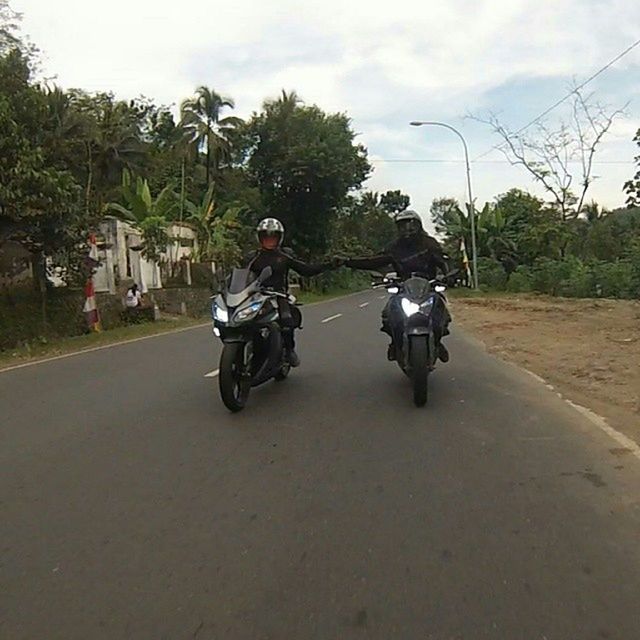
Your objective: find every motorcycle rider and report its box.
[345,209,451,362]
[244,218,340,367]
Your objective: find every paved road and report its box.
[2,291,639,640]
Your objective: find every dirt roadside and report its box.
[450,294,640,444]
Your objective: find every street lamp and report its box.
[409,121,479,289]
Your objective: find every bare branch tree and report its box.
[471,87,626,221]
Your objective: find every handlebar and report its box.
[261,288,296,303]
[371,271,458,291]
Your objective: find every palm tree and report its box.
[91,100,146,202]
[266,89,302,113]
[359,191,380,211]
[180,87,243,185]
[43,86,97,213]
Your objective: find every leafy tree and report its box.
[246,92,371,255]
[380,189,410,214]
[74,92,150,212]
[180,86,243,186]
[0,0,34,58]
[0,50,85,323]
[330,191,395,257]
[623,128,640,206]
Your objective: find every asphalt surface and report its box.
[1,290,639,640]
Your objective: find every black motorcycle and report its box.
[212,266,295,412]
[374,272,451,407]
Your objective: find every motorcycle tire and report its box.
[219,343,251,412]
[409,336,429,407]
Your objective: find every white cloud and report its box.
[13,0,640,209]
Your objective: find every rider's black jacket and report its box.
[346,233,448,280]
[244,247,332,292]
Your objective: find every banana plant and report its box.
[108,169,178,262]
[184,184,243,269]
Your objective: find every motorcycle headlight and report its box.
[235,301,263,322]
[420,296,435,312]
[387,286,399,294]
[401,297,420,317]
[401,296,435,317]
[213,304,228,323]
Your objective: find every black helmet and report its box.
[256,218,284,249]
[395,209,423,238]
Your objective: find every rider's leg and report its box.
[434,295,451,362]
[277,298,301,367]
[381,298,397,360]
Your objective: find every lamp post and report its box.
[409,121,479,289]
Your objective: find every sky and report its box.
[13,0,640,231]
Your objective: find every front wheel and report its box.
[409,336,429,407]
[219,342,251,412]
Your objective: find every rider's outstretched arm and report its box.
[345,254,393,271]
[285,251,333,277]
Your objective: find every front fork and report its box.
[404,329,437,370]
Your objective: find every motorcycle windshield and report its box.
[403,276,432,301]
[228,269,256,294]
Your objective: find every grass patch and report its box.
[0,284,369,371]
[0,316,207,371]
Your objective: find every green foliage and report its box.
[0,51,82,265]
[110,169,178,223]
[108,170,178,261]
[477,257,508,290]
[592,260,638,298]
[246,92,371,255]
[180,86,243,185]
[137,216,169,263]
[433,186,640,300]
[506,266,533,293]
[184,184,243,268]
[623,128,640,207]
[379,189,410,214]
[505,257,640,299]
[330,191,395,257]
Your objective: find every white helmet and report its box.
[256,218,284,249]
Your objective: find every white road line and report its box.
[204,369,220,378]
[0,322,210,375]
[521,367,640,462]
[566,399,640,461]
[359,302,370,308]
[321,313,343,324]
[378,295,386,300]
[0,290,370,376]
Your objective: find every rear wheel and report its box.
[219,343,251,412]
[409,336,429,407]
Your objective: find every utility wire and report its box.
[472,37,640,162]
[371,159,633,165]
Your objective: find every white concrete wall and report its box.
[95,218,192,292]
[164,223,198,263]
